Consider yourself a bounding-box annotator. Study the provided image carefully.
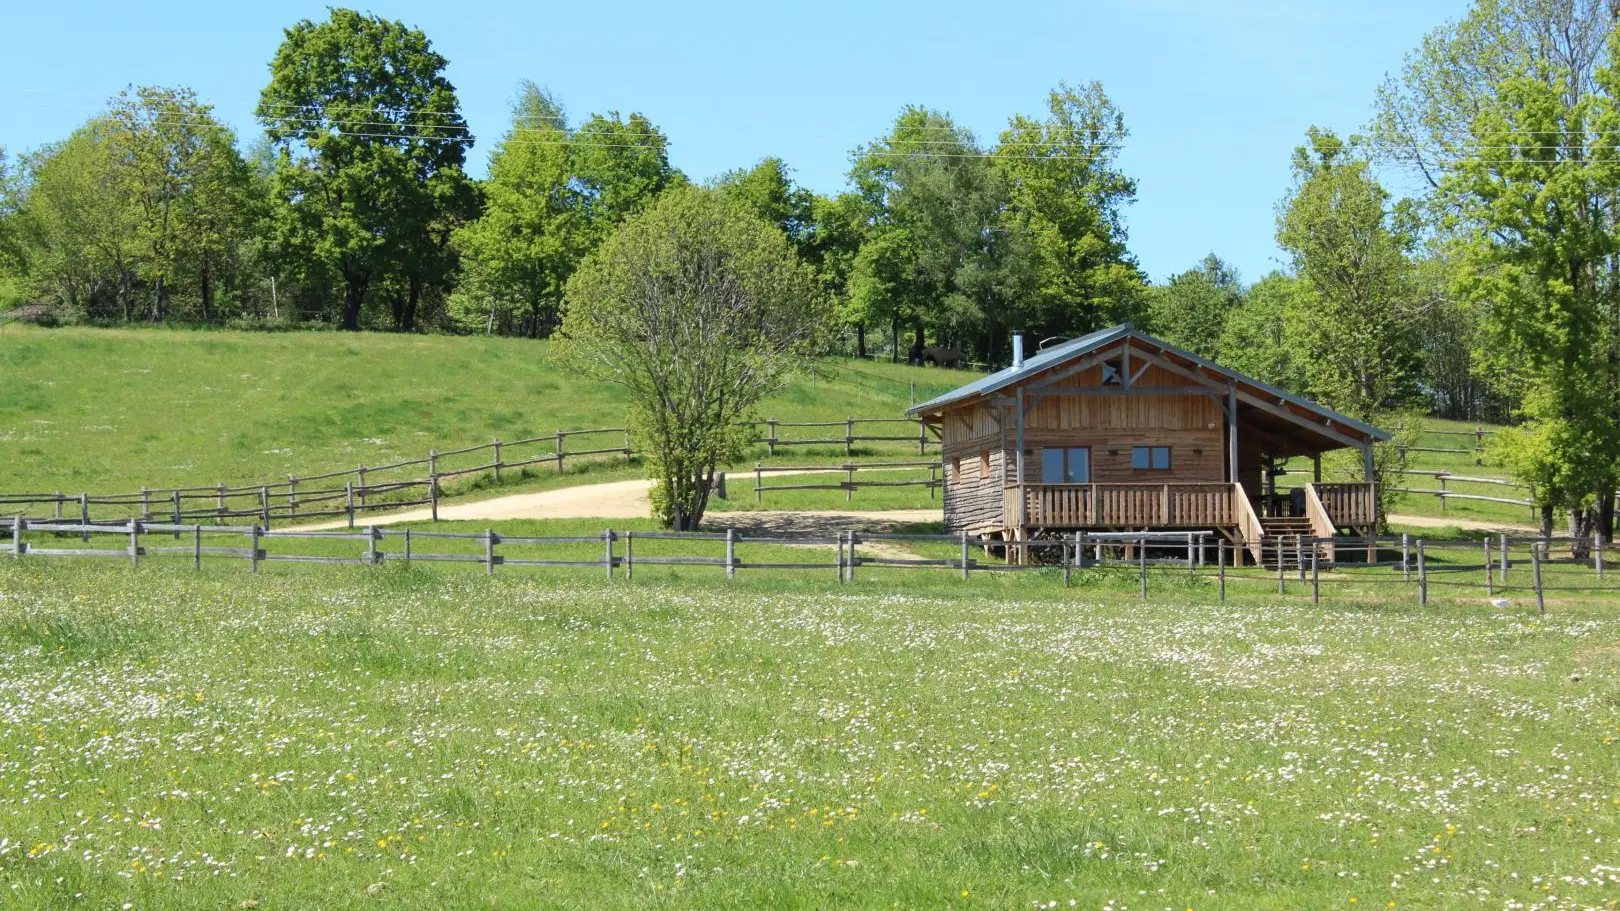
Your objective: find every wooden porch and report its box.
[1002,480,1377,564]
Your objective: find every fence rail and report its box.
[4,518,1613,608]
[751,460,942,502]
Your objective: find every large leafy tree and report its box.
[1146,252,1242,357]
[1277,128,1423,420]
[1215,271,1309,391]
[257,8,475,330]
[849,108,1009,360]
[1375,0,1620,538]
[994,81,1145,338]
[452,84,678,336]
[556,187,830,529]
[104,87,257,322]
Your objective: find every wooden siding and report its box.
[943,443,1005,532]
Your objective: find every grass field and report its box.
[0,325,972,494]
[0,561,1614,909]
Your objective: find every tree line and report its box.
[4,2,1620,534]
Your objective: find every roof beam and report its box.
[1131,348,1370,449]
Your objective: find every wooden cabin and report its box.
[907,324,1389,565]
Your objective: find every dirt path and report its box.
[300,479,936,559]
[1386,513,1539,534]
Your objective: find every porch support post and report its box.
[1361,442,1374,482]
[1313,453,1322,484]
[1226,387,1238,484]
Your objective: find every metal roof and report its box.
[905,323,1390,443]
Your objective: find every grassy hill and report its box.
[0,325,975,494]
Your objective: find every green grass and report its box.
[0,559,1614,909]
[0,324,973,495]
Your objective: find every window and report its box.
[1041,447,1090,483]
[1100,358,1122,386]
[1131,446,1171,470]
[952,456,962,478]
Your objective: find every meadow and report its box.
[0,325,971,494]
[0,559,1615,910]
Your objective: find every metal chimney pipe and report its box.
[1011,330,1025,369]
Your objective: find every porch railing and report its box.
[1006,482,1235,528]
[1316,482,1377,527]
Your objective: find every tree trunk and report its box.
[199,260,213,323]
[1600,490,1614,544]
[1540,504,1555,539]
[1571,507,1595,561]
[341,271,368,331]
[404,275,421,332]
[890,316,898,364]
[153,274,167,323]
[856,323,866,359]
[913,320,925,350]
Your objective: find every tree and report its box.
[104,87,257,322]
[1216,271,1308,390]
[452,84,678,336]
[556,187,831,529]
[1373,0,1620,540]
[1277,129,1425,526]
[13,124,144,319]
[1277,129,1423,419]
[849,107,1008,361]
[716,157,815,250]
[994,81,1146,338]
[1147,252,1242,357]
[257,9,475,330]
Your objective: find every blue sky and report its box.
[2,0,1465,284]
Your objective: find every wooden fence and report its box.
[755,417,940,456]
[0,427,633,530]
[5,518,1613,609]
[751,461,942,502]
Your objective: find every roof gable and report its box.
[906,324,1390,444]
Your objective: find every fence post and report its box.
[345,483,355,529]
[605,528,615,581]
[755,463,763,504]
[625,531,634,581]
[1311,544,1319,604]
[845,417,855,457]
[555,431,565,474]
[403,528,412,567]
[1296,534,1306,583]
[288,476,298,519]
[1217,539,1226,602]
[1532,540,1545,614]
[485,529,496,576]
[193,525,201,571]
[623,429,632,464]
[962,530,971,582]
[1402,533,1411,583]
[848,532,857,583]
[127,520,139,568]
[1277,538,1285,595]
[846,464,854,503]
[837,531,845,584]
[261,486,272,530]
[249,525,261,574]
[172,490,182,537]
[928,463,936,500]
[1484,538,1494,597]
[217,483,226,521]
[725,528,737,579]
[356,465,368,510]
[367,526,380,566]
[1062,533,1072,588]
[1595,532,1604,580]
[1500,533,1509,583]
[1416,540,1427,606]
[917,419,927,455]
[1139,535,1148,601]
[80,493,90,542]
[11,517,21,560]
[492,439,502,484]
[429,454,440,522]
[767,419,778,457]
